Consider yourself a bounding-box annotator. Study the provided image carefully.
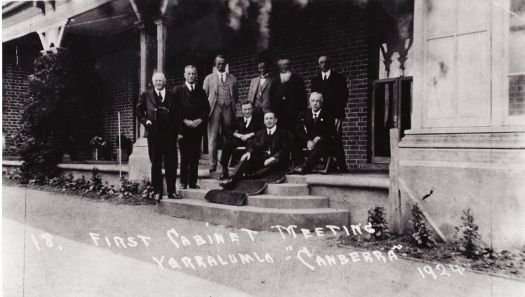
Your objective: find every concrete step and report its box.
[157,199,350,231]
[197,179,222,190]
[179,188,327,209]
[246,195,328,209]
[265,183,309,196]
[178,189,209,200]
[285,175,307,184]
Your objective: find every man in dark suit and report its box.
[173,65,211,189]
[219,101,263,180]
[270,59,307,130]
[136,72,183,201]
[220,112,289,189]
[292,92,335,174]
[310,55,349,172]
[247,59,273,117]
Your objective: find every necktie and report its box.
[190,85,194,92]
[221,73,225,83]
[323,74,327,81]
[244,118,248,128]
[158,92,163,102]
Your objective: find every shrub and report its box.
[455,209,483,259]
[410,204,435,248]
[119,178,140,199]
[366,206,389,240]
[140,180,155,200]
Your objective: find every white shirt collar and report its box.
[244,116,252,127]
[312,109,321,117]
[280,71,291,82]
[217,71,226,79]
[185,82,195,90]
[322,69,331,79]
[267,125,276,135]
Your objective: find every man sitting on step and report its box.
[220,111,289,189]
[291,92,335,175]
[219,101,264,180]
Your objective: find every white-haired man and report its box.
[136,72,183,201]
[292,92,335,174]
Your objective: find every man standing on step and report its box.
[220,111,289,189]
[203,55,238,174]
[247,57,273,118]
[219,101,264,180]
[136,72,183,201]
[310,55,349,172]
[174,65,210,189]
[292,92,335,175]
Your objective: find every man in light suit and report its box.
[310,55,349,172]
[136,72,183,201]
[247,59,273,117]
[203,55,239,174]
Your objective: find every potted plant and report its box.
[89,136,107,161]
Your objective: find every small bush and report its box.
[119,178,140,199]
[367,206,389,240]
[455,209,483,259]
[140,180,155,200]
[410,204,435,248]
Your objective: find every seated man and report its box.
[219,101,264,179]
[220,111,289,189]
[292,92,335,175]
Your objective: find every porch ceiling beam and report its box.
[128,0,142,22]
[2,0,113,43]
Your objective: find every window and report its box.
[508,0,525,116]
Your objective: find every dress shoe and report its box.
[189,184,200,189]
[167,193,182,199]
[180,184,188,190]
[219,171,229,180]
[154,193,162,201]
[209,165,217,173]
[219,179,234,190]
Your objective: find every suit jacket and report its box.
[248,127,289,161]
[223,114,264,140]
[310,70,349,119]
[173,83,210,137]
[295,108,335,144]
[136,89,181,139]
[247,75,273,113]
[270,73,307,125]
[203,70,238,116]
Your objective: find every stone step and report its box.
[157,199,350,231]
[285,175,307,184]
[179,189,327,209]
[178,189,209,200]
[265,183,309,196]
[196,179,222,190]
[246,195,328,209]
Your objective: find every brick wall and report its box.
[165,0,371,169]
[2,36,40,158]
[98,48,139,160]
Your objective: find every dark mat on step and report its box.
[204,171,286,206]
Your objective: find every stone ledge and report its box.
[287,174,389,190]
[57,163,129,173]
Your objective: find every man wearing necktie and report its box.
[220,112,289,189]
[292,92,335,174]
[219,101,263,180]
[174,65,210,189]
[136,72,183,201]
[310,55,349,172]
[247,58,274,117]
[203,55,239,174]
